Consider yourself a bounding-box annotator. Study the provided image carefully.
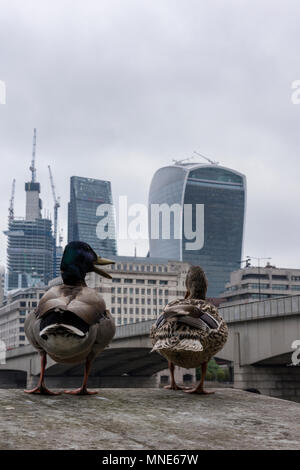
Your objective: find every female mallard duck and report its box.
[150,266,228,394]
[24,241,116,395]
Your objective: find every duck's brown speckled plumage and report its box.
[150,298,228,368]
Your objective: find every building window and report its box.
[159,280,168,285]
[148,280,156,285]
[124,279,133,284]
[117,287,121,293]
[136,279,145,284]
[112,278,121,283]
[160,375,169,384]
[135,288,139,294]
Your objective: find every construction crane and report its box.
[8,178,16,224]
[193,150,219,165]
[30,128,37,183]
[48,165,61,277]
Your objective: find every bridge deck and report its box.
[1,388,299,450]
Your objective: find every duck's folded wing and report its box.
[36,285,106,326]
[155,303,220,330]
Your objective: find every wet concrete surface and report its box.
[0,388,299,450]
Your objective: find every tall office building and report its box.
[68,176,117,257]
[148,163,246,297]
[5,129,54,290]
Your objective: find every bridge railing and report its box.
[219,294,300,323]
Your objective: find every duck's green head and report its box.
[60,241,115,285]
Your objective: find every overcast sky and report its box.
[0,0,299,269]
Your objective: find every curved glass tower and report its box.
[148,163,246,298]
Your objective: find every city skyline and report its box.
[0,1,300,271]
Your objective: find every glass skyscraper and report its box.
[6,177,54,291]
[148,163,246,298]
[68,176,117,257]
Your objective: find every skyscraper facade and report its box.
[6,218,54,290]
[148,163,246,297]
[5,129,54,291]
[68,176,117,257]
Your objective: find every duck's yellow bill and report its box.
[93,266,113,279]
[94,256,115,266]
[93,257,115,279]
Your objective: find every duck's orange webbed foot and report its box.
[24,385,61,395]
[164,384,190,391]
[64,387,98,395]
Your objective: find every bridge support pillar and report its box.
[234,364,300,402]
[233,333,300,401]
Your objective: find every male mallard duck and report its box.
[150,266,228,394]
[24,241,116,395]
